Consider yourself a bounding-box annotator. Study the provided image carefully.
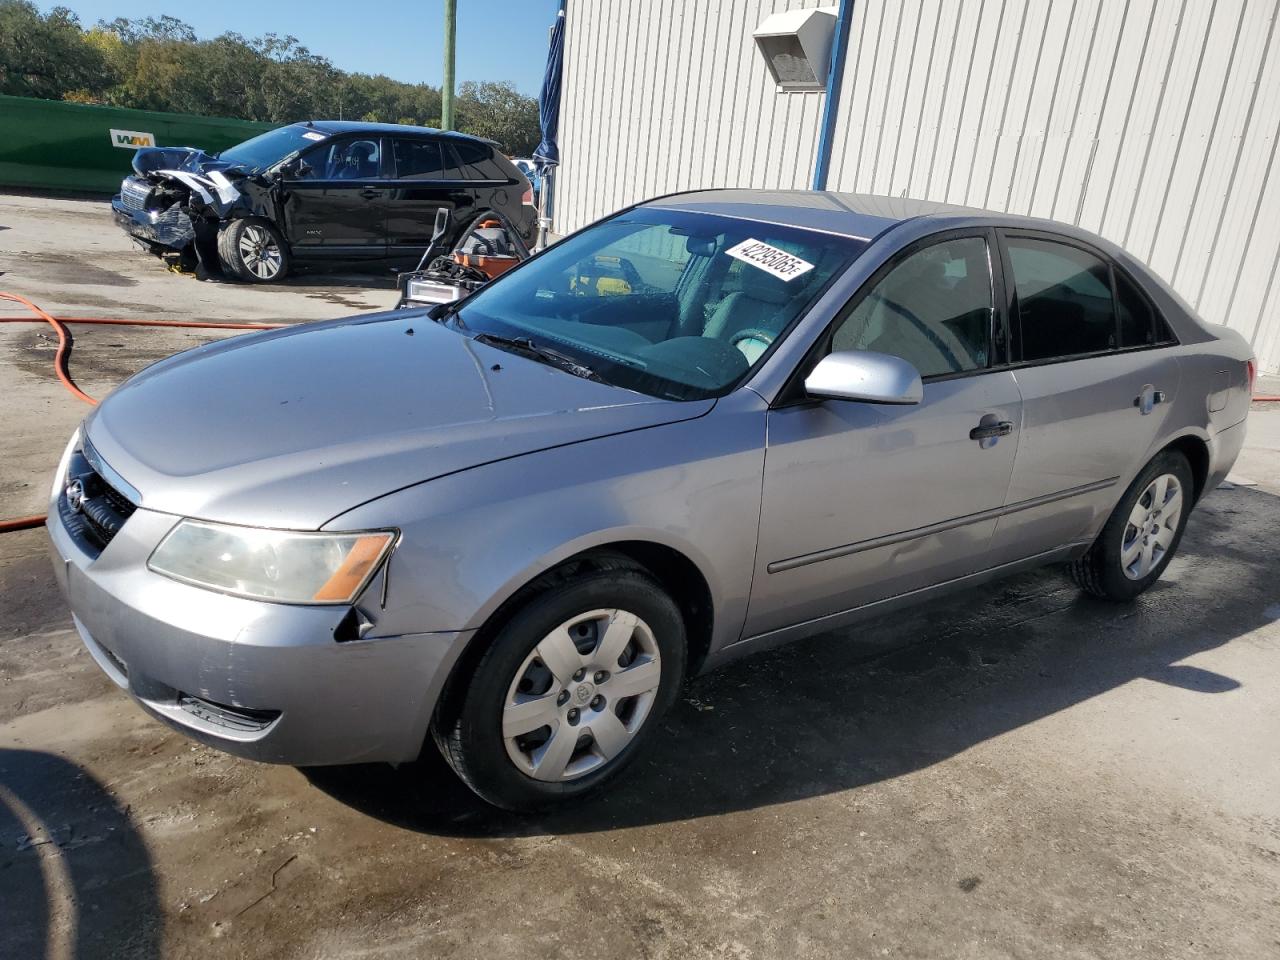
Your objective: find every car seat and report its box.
[703,265,795,344]
[338,141,379,179]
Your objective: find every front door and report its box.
[987,232,1182,565]
[279,136,388,258]
[745,233,1022,638]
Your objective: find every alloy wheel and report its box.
[502,608,661,782]
[238,224,283,280]
[1120,472,1184,580]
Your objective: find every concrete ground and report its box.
[3,192,1280,959]
[0,191,400,521]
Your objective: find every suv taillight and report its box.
[1247,359,1257,395]
[522,186,534,205]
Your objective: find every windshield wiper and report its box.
[472,332,603,382]
[428,300,466,327]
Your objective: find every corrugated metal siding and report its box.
[557,0,832,232]
[559,0,1280,371]
[827,0,1280,371]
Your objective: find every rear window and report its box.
[451,140,511,181]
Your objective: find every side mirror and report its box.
[432,206,451,242]
[804,350,923,404]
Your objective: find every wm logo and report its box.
[109,128,156,149]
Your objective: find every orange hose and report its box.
[1,292,98,405]
[0,515,47,532]
[0,293,288,533]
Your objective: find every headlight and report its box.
[148,520,396,605]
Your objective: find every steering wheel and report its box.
[730,328,776,350]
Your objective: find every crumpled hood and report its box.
[132,146,237,178]
[84,312,713,529]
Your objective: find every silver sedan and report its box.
[48,191,1255,810]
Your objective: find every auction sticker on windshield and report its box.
[725,238,815,281]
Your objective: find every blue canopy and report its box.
[533,0,566,171]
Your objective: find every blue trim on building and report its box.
[812,0,856,191]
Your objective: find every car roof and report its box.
[300,120,498,148]
[641,189,1106,246]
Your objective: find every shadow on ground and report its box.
[306,483,1278,837]
[0,749,162,958]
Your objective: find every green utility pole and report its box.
[441,0,457,130]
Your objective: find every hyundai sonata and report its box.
[49,190,1255,810]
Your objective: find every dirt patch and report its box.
[7,251,138,288]
[5,325,232,388]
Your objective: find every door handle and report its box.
[1133,386,1166,415]
[360,187,382,200]
[970,420,1013,441]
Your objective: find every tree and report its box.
[0,2,114,100]
[0,3,539,152]
[456,80,540,156]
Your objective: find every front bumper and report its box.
[112,196,196,251]
[47,452,471,766]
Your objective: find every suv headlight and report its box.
[148,520,396,604]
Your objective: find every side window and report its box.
[1116,269,1177,347]
[302,138,381,180]
[295,142,337,180]
[391,139,446,179]
[1116,269,1155,347]
[451,140,510,181]
[1006,238,1115,361]
[829,237,993,378]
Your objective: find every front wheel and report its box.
[217,218,290,283]
[1068,450,1194,601]
[436,563,686,811]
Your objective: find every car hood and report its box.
[84,312,714,529]
[131,146,242,178]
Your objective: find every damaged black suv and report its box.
[112,121,536,283]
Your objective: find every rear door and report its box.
[452,139,531,237]
[279,136,388,258]
[745,231,1023,637]
[384,137,476,260]
[987,230,1181,564]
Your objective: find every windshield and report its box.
[218,125,328,172]
[455,208,865,400]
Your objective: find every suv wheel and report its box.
[436,562,686,811]
[217,218,290,282]
[1068,450,1194,601]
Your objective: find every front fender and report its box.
[327,392,768,660]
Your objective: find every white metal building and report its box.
[555,0,1280,372]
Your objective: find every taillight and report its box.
[1246,359,1257,395]
[521,186,534,205]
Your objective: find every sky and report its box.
[45,0,561,94]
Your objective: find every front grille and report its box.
[120,177,151,213]
[60,445,138,553]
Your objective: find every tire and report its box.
[216,218,290,283]
[1068,450,1195,601]
[436,562,687,812]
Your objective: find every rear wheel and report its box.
[217,218,290,282]
[436,563,686,811]
[1068,450,1194,600]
